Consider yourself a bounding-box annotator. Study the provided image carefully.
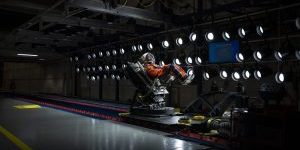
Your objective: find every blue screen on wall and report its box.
[208,40,239,63]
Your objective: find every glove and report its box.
[181,73,195,85]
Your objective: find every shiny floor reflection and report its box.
[0,97,211,150]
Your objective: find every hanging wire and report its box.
[159,0,171,9]
[136,0,158,8]
[119,0,128,8]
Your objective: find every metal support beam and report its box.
[115,80,119,102]
[41,14,135,33]
[99,79,102,99]
[69,0,171,23]
[15,30,92,46]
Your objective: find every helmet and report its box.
[139,52,155,64]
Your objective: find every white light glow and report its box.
[238,28,246,38]
[17,53,38,57]
[231,72,241,81]
[176,37,183,46]
[220,70,228,79]
[242,70,250,79]
[147,43,153,50]
[162,40,170,48]
[120,48,125,54]
[236,53,244,62]
[203,72,210,80]
[195,57,202,65]
[189,33,197,42]
[205,32,214,41]
[185,57,193,65]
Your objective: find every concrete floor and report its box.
[0,96,213,150]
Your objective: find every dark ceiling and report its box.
[0,0,299,62]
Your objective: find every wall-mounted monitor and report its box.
[209,40,239,63]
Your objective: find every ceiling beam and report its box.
[13,30,93,46]
[69,0,171,23]
[41,14,135,33]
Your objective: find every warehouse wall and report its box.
[0,61,74,96]
[1,59,299,110]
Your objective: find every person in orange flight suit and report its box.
[139,52,194,85]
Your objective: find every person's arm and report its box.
[146,65,166,78]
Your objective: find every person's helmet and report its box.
[139,52,155,64]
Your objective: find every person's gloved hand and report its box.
[181,73,195,85]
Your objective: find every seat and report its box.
[125,61,174,116]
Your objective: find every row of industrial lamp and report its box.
[202,68,285,84]
[71,18,300,84]
[72,17,300,62]
[76,63,285,84]
[69,24,265,63]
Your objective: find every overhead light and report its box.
[116,75,121,80]
[87,54,91,59]
[235,52,244,62]
[98,66,103,71]
[231,71,241,81]
[242,70,251,79]
[147,43,153,50]
[189,32,197,42]
[132,45,137,52]
[162,40,169,48]
[238,27,246,38]
[219,70,228,79]
[69,57,73,62]
[106,51,110,57]
[86,75,90,80]
[92,53,97,59]
[98,51,103,57]
[96,75,100,80]
[112,50,117,56]
[91,76,96,81]
[87,67,91,72]
[103,74,107,79]
[138,45,143,51]
[203,72,210,80]
[254,66,272,80]
[185,57,193,65]
[111,74,115,80]
[39,58,45,61]
[173,58,181,65]
[122,64,127,69]
[205,32,214,42]
[256,25,264,36]
[187,69,194,76]
[105,65,110,71]
[295,50,300,60]
[159,61,165,67]
[222,31,231,41]
[274,51,283,61]
[82,67,86,72]
[254,70,262,80]
[275,72,285,83]
[296,17,300,30]
[120,48,125,54]
[195,56,202,65]
[92,67,96,72]
[17,53,38,57]
[112,65,117,70]
[253,50,263,62]
[74,56,79,61]
[76,68,80,73]
[175,37,183,46]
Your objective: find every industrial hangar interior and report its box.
[0,0,300,150]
